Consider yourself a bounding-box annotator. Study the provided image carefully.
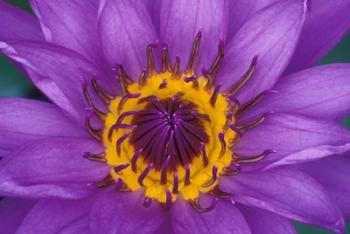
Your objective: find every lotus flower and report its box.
[1,0,350,233]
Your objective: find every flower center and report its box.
[83,32,271,211]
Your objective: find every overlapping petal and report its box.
[0,137,109,199]
[243,64,350,121]
[90,190,164,234]
[98,0,157,79]
[221,168,344,233]
[172,199,251,234]
[0,98,87,156]
[286,0,350,73]
[160,0,228,73]
[216,0,307,103]
[30,0,104,67]
[0,1,43,41]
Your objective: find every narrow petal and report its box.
[239,205,297,234]
[172,199,251,234]
[235,113,350,169]
[98,0,157,79]
[0,98,87,156]
[160,0,229,73]
[0,41,101,124]
[16,196,94,234]
[90,190,164,234]
[0,137,108,199]
[298,157,350,219]
[216,0,307,103]
[30,0,105,67]
[0,1,43,41]
[285,0,350,73]
[0,198,36,234]
[243,64,350,121]
[221,168,345,233]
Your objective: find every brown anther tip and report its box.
[85,117,102,141]
[97,174,115,188]
[209,185,232,199]
[202,165,218,188]
[190,197,218,213]
[83,152,106,163]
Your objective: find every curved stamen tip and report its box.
[190,198,218,213]
[114,163,129,173]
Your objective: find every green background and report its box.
[0,1,350,233]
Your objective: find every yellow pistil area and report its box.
[103,72,236,203]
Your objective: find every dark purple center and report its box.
[130,98,209,171]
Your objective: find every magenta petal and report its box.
[90,190,164,234]
[0,98,87,156]
[298,157,350,219]
[0,198,36,234]
[0,137,108,199]
[221,168,345,233]
[235,113,350,169]
[0,1,43,41]
[216,0,307,103]
[239,206,297,234]
[243,64,350,121]
[98,0,157,79]
[0,41,101,124]
[16,196,94,234]
[285,0,350,73]
[172,199,251,234]
[30,0,105,68]
[160,0,228,73]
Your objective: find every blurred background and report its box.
[1,0,350,233]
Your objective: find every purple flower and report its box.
[1,0,350,233]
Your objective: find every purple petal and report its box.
[285,0,350,73]
[221,168,345,233]
[227,0,277,41]
[90,190,164,234]
[235,113,350,169]
[0,198,36,234]
[0,41,101,124]
[172,199,251,234]
[216,0,307,103]
[16,196,94,234]
[0,1,43,41]
[0,98,87,156]
[30,0,105,68]
[298,157,350,219]
[239,205,297,234]
[98,0,157,79]
[243,64,350,121]
[160,0,228,73]
[0,137,109,199]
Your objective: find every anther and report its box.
[118,93,141,113]
[91,79,113,104]
[108,124,137,141]
[161,155,170,184]
[210,185,232,199]
[164,189,172,209]
[83,152,106,163]
[185,31,202,74]
[116,110,140,124]
[221,164,241,176]
[172,56,181,79]
[113,163,129,173]
[173,172,179,194]
[82,83,106,120]
[97,174,115,188]
[200,143,209,166]
[227,55,258,95]
[85,117,102,141]
[138,95,160,104]
[143,197,153,208]
[146,43,158,76]
[190,197,218,213]
[233,149,275,164]
[205,40,224,88]
[202,165,218,188]
[185,164,191,186]
[229,124,242,137]
[161,45,171,72]
[218,132,226,157]
[237,113,267,133]
[184,76,199,89]
[138,69,148,87]
[131,148,143,172]
[116,132,130,156]
[159,79,168,89]
[138,163,154,186]
[210,85,220,107]
[117,65,133,94]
